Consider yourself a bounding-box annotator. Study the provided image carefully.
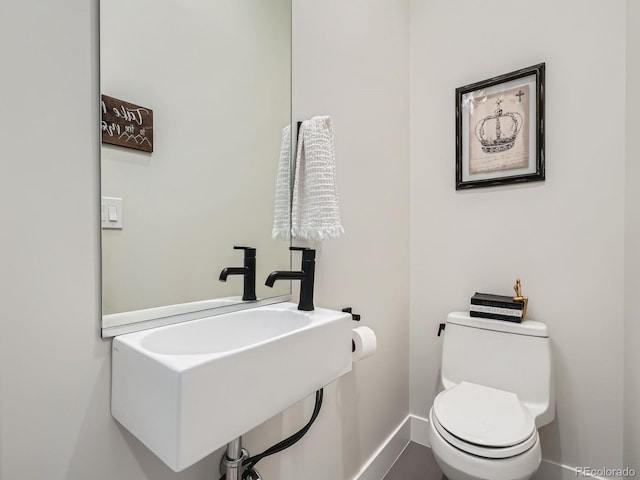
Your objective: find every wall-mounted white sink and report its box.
[111,302,352,471]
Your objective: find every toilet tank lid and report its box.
[447,312,548,337]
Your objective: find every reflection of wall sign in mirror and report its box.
[101,94,154,153]
[456,63,545,190]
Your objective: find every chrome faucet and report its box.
[265,246,315,311]
[219,246,256,301]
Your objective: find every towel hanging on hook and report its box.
[291,116,344,241]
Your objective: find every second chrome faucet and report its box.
[265,246,315,311]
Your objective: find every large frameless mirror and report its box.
[100,0,292,337]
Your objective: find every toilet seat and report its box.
[432,382,537,459]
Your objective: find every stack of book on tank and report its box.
[470,292,524,323]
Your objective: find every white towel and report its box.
[272,125,292,240]
[291,116,344,241]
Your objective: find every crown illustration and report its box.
[475,99,523,153]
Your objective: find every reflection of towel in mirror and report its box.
[292,116,344,241]
[272,125,291,240]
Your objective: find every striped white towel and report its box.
[291,116,344,241]
[272,125,291,240]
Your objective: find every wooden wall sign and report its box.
[101,94,154,153]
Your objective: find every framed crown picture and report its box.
[455,63,545,190]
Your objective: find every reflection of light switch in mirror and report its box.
[101,197,123,229]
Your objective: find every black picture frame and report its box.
[455,63,545,190]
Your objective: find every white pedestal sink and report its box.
[111,302,352,471]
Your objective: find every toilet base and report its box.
[428,408,541,480]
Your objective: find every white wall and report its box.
[265,0,411,476]
[0,1,409,480]
[625,0,640,470]
[239,0,411,477]
[409,0,626,473]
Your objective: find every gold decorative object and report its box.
[513,278,528,321]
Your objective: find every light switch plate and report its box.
[101,196,123,229]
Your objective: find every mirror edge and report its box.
[101,295,292,338]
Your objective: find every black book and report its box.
[471,292,524,310]
[470,310,523,323]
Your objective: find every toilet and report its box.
[428,312,555,480]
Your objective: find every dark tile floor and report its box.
[384,443,550,480]
[382,442,447,480]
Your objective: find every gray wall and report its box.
[625,0,640,471]
[409,0,626,472]
[0,0,410,479]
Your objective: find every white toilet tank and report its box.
[441,312,555,427]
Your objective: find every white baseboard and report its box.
[409,414,430,447]
[351,415,411,480]
[407,414,602,480]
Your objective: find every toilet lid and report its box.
[433,381,536,448]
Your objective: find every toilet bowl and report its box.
[428,312,555,480]
[428,382,541,480]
